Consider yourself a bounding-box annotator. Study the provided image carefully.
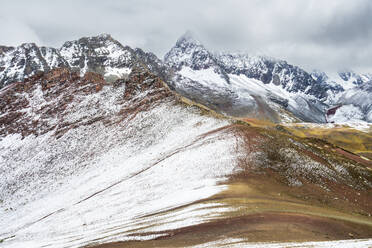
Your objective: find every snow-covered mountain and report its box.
[1,34,372,247]
[1,32,371,123]
[164,32,372,123]
[0,34,166,88]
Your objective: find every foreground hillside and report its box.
[0,65,371,248]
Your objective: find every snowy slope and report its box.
[0,67,239,247]
[0,104,237,248]
[327,104,365,123]
[335,81,372,122]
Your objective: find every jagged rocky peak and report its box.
[311,70,329,82]
[339,70,355,81]
[0,42,67,88]
[2,32,372,124]
[337,70,372,86]
[337,70,370,83]
[164,31,219,71]
[60,33,118,49]
[175,30,203,48]
[0,34,168,88]
[312,69,371,89]
[59,34,135,80]
[60,33,130,58]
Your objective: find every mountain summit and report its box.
[175,31,202,47]
[164,31,221,73]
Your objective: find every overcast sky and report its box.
[0,0,371,72]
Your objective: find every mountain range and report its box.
[0,33,372,247]
[1,32,372,124]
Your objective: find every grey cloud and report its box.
[0,0,371,72]
[0,17,43,45]
[310,2,372,45]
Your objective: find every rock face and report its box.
[0,65,171,139]
[0,43,67,88]
[0,68,103,138]
[58,34,134,79]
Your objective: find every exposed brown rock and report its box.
[0,67,174,138]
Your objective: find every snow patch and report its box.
[179,67,227,88]
[104,67,131,79]
[328,104,365,123]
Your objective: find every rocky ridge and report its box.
[0,34,166,88]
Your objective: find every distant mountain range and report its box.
[165,32,372,123]
[1,32,371,123]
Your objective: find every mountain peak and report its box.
[175,31,202,48]
[164,31,217,71]
[96,33,112,39]
[20,43,38,49]
[60,34,119,49]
